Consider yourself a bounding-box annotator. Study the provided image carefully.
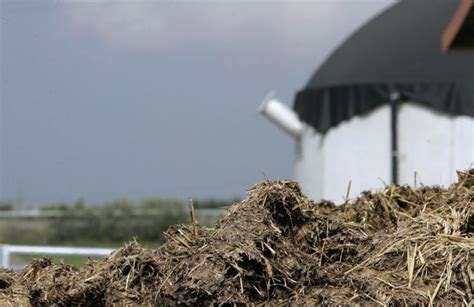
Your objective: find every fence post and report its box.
[1,245,10,269]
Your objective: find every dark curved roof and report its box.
[294,0,474,133]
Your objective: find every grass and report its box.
[14,254,102,267]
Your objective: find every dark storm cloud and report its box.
[0,0,394,204]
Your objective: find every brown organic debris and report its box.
[0,169,473,305]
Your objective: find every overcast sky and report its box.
[0,0,394,205]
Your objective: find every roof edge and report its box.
[294,82,473,133]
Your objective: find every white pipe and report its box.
[258,93,303,139]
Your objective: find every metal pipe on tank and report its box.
[258,92,303,139]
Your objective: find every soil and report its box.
[0,170,472,305]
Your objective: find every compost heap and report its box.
[0,170,473,305]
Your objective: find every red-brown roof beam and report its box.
[442,0,474,52]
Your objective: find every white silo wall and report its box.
[294,129,324,200]
[398,103,474,186]
[295,105,391,202]
[454,116,474,170]
[294,102,474,203]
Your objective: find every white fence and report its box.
[1,244,114,270]
[0,208,228,219]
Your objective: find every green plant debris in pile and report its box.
[0,170,472,305]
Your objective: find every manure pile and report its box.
[0,170,473,305]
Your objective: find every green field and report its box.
[0,198,230,269]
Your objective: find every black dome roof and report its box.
[294,0,473,133]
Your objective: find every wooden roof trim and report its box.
[441,0,474,52]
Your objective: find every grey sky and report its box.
[1,0,394,205]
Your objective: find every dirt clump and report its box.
[0,170,472,305]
